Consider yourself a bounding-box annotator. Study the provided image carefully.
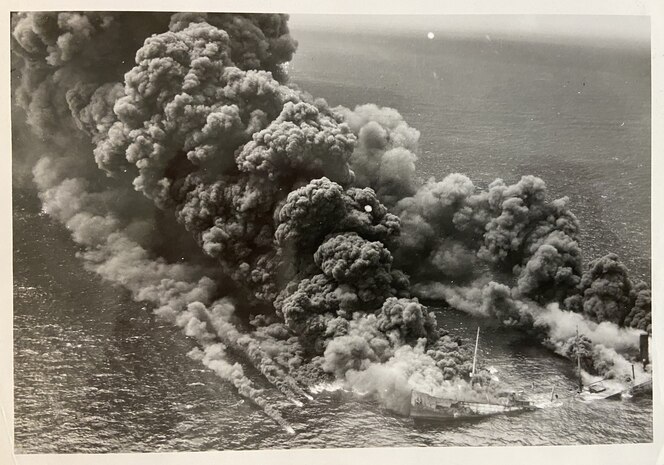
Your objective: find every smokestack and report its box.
[640,333,650,368]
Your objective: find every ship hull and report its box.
[629,379,652,397]
[410,390,537,421]
[411,403,533,421]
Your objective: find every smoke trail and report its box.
[11,11,303,430]
[413,280,647,381]
[392,165,649,383]
[188,345,295,434]
[197,300,312,404]
[12,11,651,427]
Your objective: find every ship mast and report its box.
[471,326,480,377]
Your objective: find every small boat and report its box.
[410,327,538,421]
[577,380,624,402]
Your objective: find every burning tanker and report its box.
[11,12,652,431]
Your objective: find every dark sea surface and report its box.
[13,27,652,452]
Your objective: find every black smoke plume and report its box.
[11,12,651,430]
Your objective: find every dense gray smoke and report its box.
[12,11,651,430]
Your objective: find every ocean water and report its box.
[12,27,652,452]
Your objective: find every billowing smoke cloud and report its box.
[390,173,480,281]
[168,12,297,82]
[624,280,652,333]
[339,104,421,205]
[11,11,308,431]
[320,298,473,412]
[378,169,584,300]
[565,253,633,323]
[12,11,650,431]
